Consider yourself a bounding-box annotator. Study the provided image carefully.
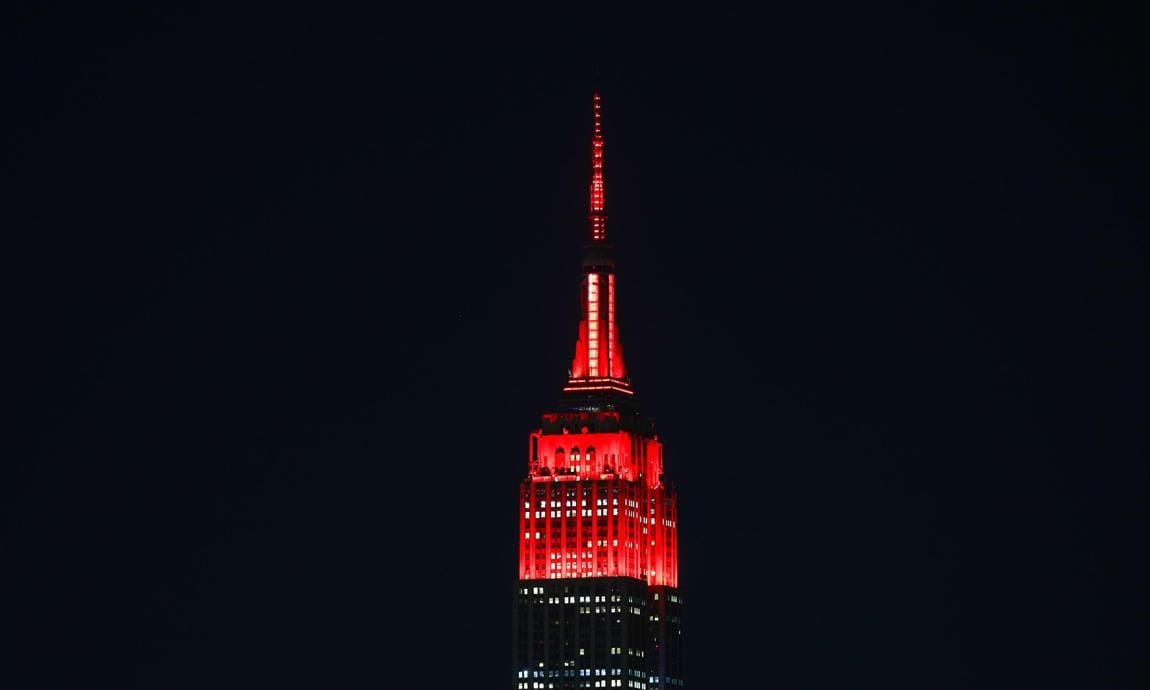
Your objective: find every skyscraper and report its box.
[513,94,685,690]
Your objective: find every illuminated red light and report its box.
[587,274,600,376]
[518,475,678,586]
[561,384,634,395]
[590,92,607,240]
[569,94,628,392]
[519,94,678,588]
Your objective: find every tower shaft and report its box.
[513,94,685,690]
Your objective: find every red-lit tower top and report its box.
[519,94,678,588]
[567,92,628,395]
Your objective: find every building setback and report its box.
[513,94,685,690]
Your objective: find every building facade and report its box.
[513,94,684,690]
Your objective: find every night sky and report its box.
[4,3,1147,688]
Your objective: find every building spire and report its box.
[566,93,629,397]
[589,92,607,242]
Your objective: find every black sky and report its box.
[3,3,1148,688]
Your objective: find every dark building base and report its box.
[513,577,684,689]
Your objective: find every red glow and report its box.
[518,476,678,587]
[588,274,600,376]
[569,270,627,387]
[529,428,657,484]
[519,405,678,587]
[561,386,634,395]
[590,93,607,242]
[608,274,625,379]
[526,93,678,589]
[569,95,627,386]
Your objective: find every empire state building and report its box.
[513,94,685,690]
